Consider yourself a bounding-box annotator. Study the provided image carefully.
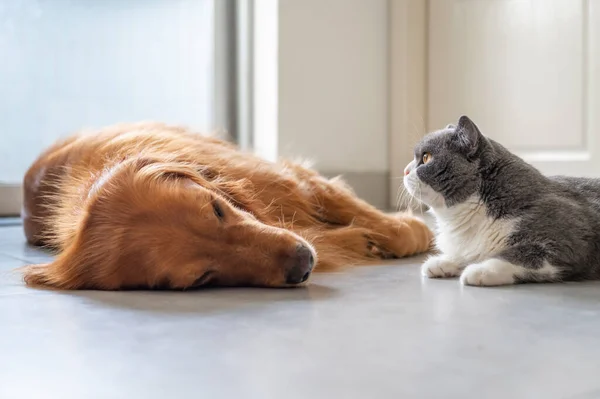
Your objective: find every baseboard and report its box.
[0,184,21,217]
[320,171,390,210]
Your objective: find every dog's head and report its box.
[25,157,316,290]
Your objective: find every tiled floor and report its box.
[2,223,600,399]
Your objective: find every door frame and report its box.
[388,0,429,210]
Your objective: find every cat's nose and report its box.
[404,166,410,176]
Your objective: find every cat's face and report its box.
[403,116,484,209]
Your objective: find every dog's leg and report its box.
[307,175,433,258]
[299,225,394,270]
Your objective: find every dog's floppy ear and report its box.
[129,157,269,218]
[21,241,92,289]
[21,261,76,289]
[130,157,207,185]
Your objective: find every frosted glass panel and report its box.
[0,0,215,183]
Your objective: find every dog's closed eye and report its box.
[212,200,225,221]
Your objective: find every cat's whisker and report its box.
[395,185,403,211]
[416,181,425,212]
[405,190,414,211]
[410,189,418,210]
[404,183,415,211]
[393,176,406,209]
[397,184,412,211]
[397,182,415,209]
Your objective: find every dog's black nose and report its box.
[285,244,315,285]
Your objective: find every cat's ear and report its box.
[456,115,481,152]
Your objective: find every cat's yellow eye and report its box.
[422,152,432,164]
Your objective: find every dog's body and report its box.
[22,122,431,290]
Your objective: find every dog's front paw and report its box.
[421,256,463,278]
[460,259,518,287]
[366,236,396,259]
[384,214,434,257]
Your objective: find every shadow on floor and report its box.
[45,282,341,315]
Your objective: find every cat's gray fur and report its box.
[403,115,600,285]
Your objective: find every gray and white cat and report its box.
[404,115,600,286]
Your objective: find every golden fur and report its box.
[21,122,432,290]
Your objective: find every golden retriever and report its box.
[21,122,432,290]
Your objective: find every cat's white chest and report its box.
[430,198,517,263]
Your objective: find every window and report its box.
[0,0,242,215]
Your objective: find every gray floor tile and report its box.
[0,225,25,245]
[1,225,600,399]
[0,225,54,263]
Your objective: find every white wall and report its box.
[277,0,389,173]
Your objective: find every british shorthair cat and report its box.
[404,115,600,286]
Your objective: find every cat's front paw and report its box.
[421,256,463,278]
[460,259,518,287]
